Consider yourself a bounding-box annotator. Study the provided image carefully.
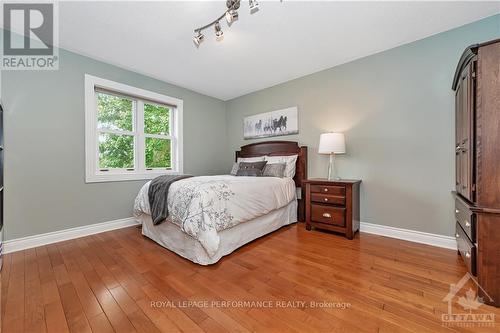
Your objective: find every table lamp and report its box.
[318,132,346,180]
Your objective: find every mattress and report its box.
[138,199,297,265]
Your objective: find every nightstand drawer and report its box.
[310,185,345,195]
[311,193,345,206]
[311,204,345,226]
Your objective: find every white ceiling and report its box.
[56,1,499,100]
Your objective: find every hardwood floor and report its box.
[2,223,500,333]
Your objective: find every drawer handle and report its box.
[465,252,471,259]
[322,213,331,218]
[456,233,460,238]
[324,198,329,202]
[323,188,328,192]
[465,221,471,228]
[455,209,460,214]
[456,145,462,152]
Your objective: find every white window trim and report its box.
[84,74,183,183]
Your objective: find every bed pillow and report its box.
[262,163,286,178]
[230,162,239,175]
[265,155,298,178]
[237,156,265,163]
[231,156,265,175]
[236,161,267,177]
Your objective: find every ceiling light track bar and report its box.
[194,11,229,33]
[192,0,260,47]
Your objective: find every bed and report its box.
[133,141,308,265]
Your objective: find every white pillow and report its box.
[237,156,265,163]
[265,155,298,178]
[230,162,239,175]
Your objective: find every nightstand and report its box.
[304,179,361,239]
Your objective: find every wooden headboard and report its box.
[235,141,308,221]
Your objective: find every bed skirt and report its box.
[137,199,297,265]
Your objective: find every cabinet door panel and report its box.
[462,62,475,201]
[462,68,470,197]
[455,61,475,202]
[455,84,463,194]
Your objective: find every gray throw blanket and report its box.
[148,174,193,225]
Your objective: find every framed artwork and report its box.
[243,106,298,139]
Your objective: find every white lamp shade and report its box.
[318,132,346,154]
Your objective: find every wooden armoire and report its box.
[452,38,500,307]
[0,102,3,271]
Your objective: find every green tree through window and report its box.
[144,103,171,168]
[97,93,171,169]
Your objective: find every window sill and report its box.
[85,170,181,183]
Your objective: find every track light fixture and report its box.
[225,9,239,24]
[214,22,224,41]
[193,31,205,47]
[193,0,261,47]
[249,0,259,13]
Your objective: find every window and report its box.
[85,75,183,182]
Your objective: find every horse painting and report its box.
[243,107,298,139]
[272,116,287,133]
[254,119,263,134]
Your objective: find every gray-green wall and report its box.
[1,47,227,240]
[225,15,500,236]
[2,15,499,241]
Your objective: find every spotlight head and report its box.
[214,22,224,41]
[193,31,205,47]
[225,9,239,25]
[226,0,241,10]
[249,0,259,13]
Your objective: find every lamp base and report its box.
[327,153,340,181]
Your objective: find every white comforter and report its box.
[134,175,296,257]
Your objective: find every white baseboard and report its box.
[3,218,456,254]
[360,222,457,250]
[3,217,139,254]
